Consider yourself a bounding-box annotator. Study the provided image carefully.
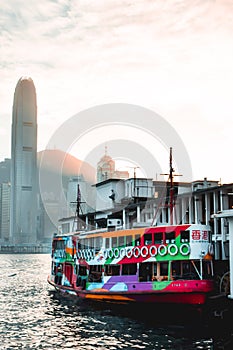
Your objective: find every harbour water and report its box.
[0,254,232,350]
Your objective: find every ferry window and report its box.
[89,238,94,249]
[99,237,103,248]
[153,263,157,277]
[83,239,88,249]
[180,230,189,243]
[54,240,65,250]
[154,232,163,244]
[144,233,152,245]
[134,234,141,246]
[105,265,111,276]
[112,237,118,248]
[139,262,153,281]
[79,266,87,276]
[89,265,102,282]
[90,265,102,273]
[119,236,125,247]
[182,261,199,279]
[79,240,84,249]
[126,235,133,246]
[182,261,191,275]
[105,237,110,249]
[165,231,175,244]
[105,264,120,276]
[122,263,137,275]
[94,237,103,251]
[203,261,213,278]
[160,262,168,276]
[171,261,181,279]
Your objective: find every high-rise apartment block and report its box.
[0,182,11,243]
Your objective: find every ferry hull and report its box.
[79,291,207,305]
[48,223,215,309]
[48,277,210,305]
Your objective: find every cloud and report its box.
[1,0,232,75]
[0,0,232,182]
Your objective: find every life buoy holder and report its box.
[120,247,126,258]
[108,249,114,259]
[103,249,109,259]
[84,249,88,260]
[133,246,141,258]
[149,245,157,257]
[180,243,190,256]
[113,248,120,259]
[90,249,94,259]
[126,247,133,258]
[158,244,167,256]
[86,249,92,260]
[140,245,149,258]
[82,249,87,260]
[168,244,178,256]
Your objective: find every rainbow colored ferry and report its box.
[48,223,214,305]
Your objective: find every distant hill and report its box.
[37,149,96,184]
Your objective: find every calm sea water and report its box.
[0,254,232,350]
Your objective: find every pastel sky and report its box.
[0,0,232,183]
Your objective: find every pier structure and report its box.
[213,209,233,300]
[0,243,50,254]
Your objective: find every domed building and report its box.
[97,147,115,182]
[97,147,129,183]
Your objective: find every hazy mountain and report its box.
[37,149,96,184]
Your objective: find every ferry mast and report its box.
[167,147,182,224]
[169,147,175,225]
[71,184,85,231]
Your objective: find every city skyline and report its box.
[0,1,233,184]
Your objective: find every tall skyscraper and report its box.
[10,77,38,244]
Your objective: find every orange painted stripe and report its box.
[84,294,134,302]
[65,247,73,255]
[82,228,145,239]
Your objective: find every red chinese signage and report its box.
[192,230,208,241]
[192,230,201,240]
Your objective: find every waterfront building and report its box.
[0,158,11,183]
[10,77,38,244]
[55,148,233,289]
[0,182,11,243]
[60,175,232,267]
[57,151,233,266]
